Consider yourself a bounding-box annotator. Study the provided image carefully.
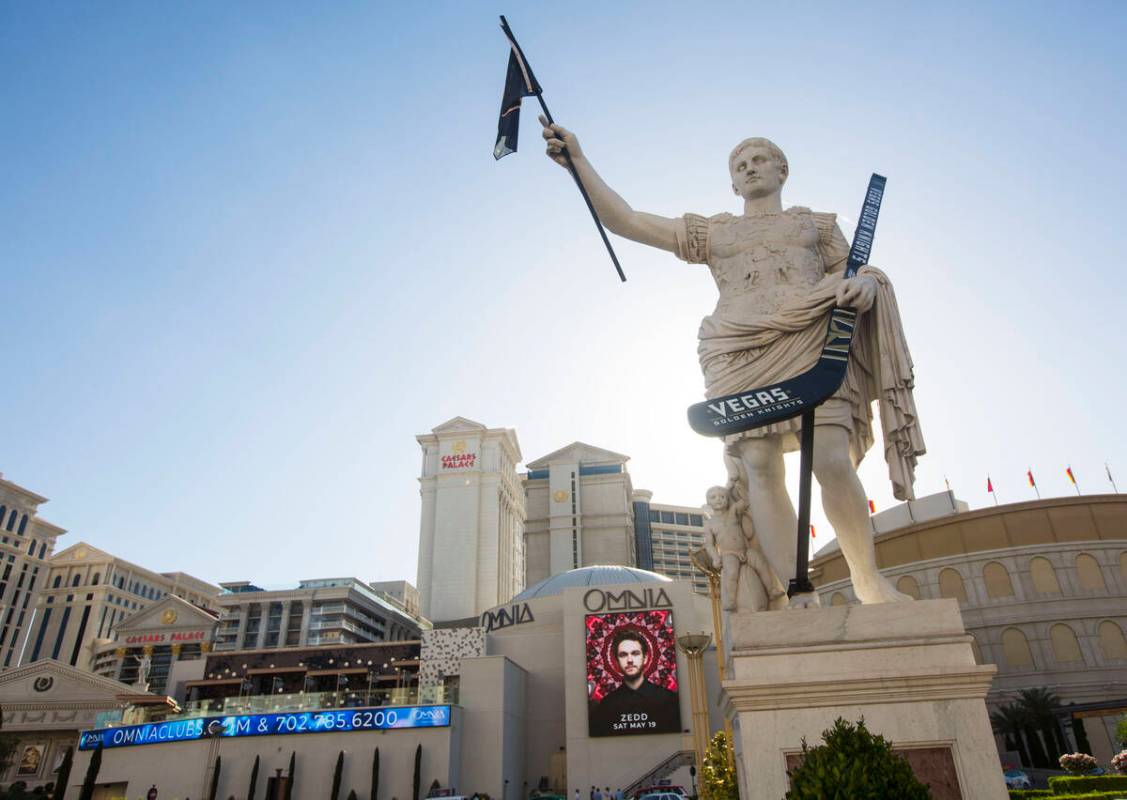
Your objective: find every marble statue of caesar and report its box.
[541,117,925,605]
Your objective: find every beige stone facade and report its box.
[0,475,66,669]
[523,443,637,585]
[22,542,218,672]
[416,418,526,622]
[811,494,1127,764]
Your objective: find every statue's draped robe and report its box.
[675,207,925,500]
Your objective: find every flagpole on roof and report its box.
[497,15,627,282]
[1107,463,1119,493]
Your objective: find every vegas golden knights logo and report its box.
[820,309,857,363]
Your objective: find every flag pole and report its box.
[499,16,627,283]
[1107,463,1118,494]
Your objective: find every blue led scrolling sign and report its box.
[78,705,451,750]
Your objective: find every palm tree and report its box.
[990,704,1031,767]
[247,754,260,800]
[77,746,103,800]
[1017,688,1068,758]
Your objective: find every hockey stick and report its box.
[685,174,886,438]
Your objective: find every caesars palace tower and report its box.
[416,418,526,622]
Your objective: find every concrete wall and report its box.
[459,656,527,800]
[66,712,462,800]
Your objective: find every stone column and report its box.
[722,599,1007,800]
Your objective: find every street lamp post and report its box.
[676,632,712,800]
[691,548,737,771]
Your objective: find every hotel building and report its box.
[523,442,637,584]
[211,577,426,653]
[632,493,710,595]
[21,542,219,671]
[0,475,66,669]
[416,418,526,623]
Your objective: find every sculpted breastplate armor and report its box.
[709,208,823,318]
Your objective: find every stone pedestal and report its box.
[721,599,1006,800]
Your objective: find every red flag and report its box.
[1027,469,1036,488]
[867,499,876,514]
[1066,466,1076,485]
[987,476,994,493]
[809,524,816,539]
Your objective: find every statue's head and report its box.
[729,137,788,199]
[706,485,729,511]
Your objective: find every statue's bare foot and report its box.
[788,592,821,610]
[852,572,912,604]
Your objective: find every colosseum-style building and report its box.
[811,494,1127,763]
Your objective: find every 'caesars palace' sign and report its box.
[441,440,477,470]
[124,630,209,645]
[583,587,673,613]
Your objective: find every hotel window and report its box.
[1029,557,1061,594]
[983,562,1014,598]
[689,514,703,526]
[5,510,15,531]
[1098,621,1127,660]
[1049,624,1084,663]
[1075,554,1105,590]
[18,515,27,535]
[1001,627,1034,668]
[938,568,967,602]
[72,574,82,587]
[38,542,46,558]
[52,575,62,589]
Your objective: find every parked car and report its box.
[1003,769,1032,790]
[638,793,684,800]
[633,787,686,799]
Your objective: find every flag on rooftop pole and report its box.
[987,475,998,505]
[809,524,816,539]
[944,476,951,493]
[867,499,876,514]
[1108,463,1119,493]
[1066,465,1080,495]
[1027,468,1040,500]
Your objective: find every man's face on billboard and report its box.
[616,638,645,681]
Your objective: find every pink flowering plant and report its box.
[1059,752,1098,774]
[1112,750,1127,774]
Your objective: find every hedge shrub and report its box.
[1048,775,1127,794]
[1007,791,1052,798]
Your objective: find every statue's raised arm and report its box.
[540,116,680,255]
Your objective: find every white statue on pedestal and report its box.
[541,119,925,605]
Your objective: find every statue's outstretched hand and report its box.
[540,115,584,168]
[835,273,877,312]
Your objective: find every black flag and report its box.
[494,34,541,160]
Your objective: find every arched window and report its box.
[830,592,847,606]
[52,575,62,589]
[938,568,968,601]
[1076,554,1106,590]
[27,539,36,555]
[72,574,82,587]
[0,507,6,526]
[91,573,100,586]
[1001,627,1034,668]
[5,510,15,531]
[38,542,47,558]
[1049,623,1084,663]
[896,575,921,599]
[983,562,1015,598]
[17,514,27,534]
[1030,557,1061,594]
[1097,621,1127,660]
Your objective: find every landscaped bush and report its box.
[785,718,931,799]
[1006,791,1052,798]
[1059,753,1099,774]
[1111,750,1127,774]
[1043,792,1127,800]
[1048,774,1127,793]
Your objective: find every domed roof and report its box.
[512,565,672,601]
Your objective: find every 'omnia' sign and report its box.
[583,587,673,613]
[78,705,451,750]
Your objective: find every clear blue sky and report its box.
[3,1,1125,588]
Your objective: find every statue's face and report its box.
[706,487,728,510]
[730,144,787,200]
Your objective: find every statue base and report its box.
[720,599,1006,800]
